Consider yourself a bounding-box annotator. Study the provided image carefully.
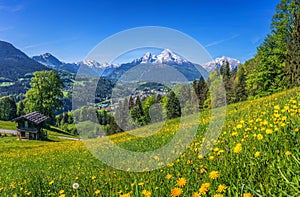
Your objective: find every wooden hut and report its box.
[13,112,48,140]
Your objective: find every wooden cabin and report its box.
[13,112,48,140]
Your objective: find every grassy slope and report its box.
[0,120,17,130]
[0,88,299,196]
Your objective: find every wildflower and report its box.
[59,190,64,194]
[92,176,96,180]
[242,193,253,197]
[257,134,263,140]
[142,190,151,197]
[216,184,227,193]
[95,190,100,195]
[176,178,186,187]
[234,143,242,153]
[199,183,210,195]
[274,105,280,110]
[138,182,144,186]
[265,129,272,134]
[72,183,79,189]
[214,194,224,197]
[171,188,182,197]
[231,132,238,137]
[236,124,243,129]
[49,180,54,185]
[209,171,219,179]
[285,151,292,156]
[166,174,172,179]
[120,192,131,197]
[200,168,206,174]
[191,192,200,197]
[254,152,260,157]
[295,128,299,132]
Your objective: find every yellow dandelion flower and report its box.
[176,178,187,187]
[59,190,64,194]
[92,176,96,180]
[171,187,182,197]
[49,180,54,185]
[138,182,144,186]
[209,171,219,179]
[191,192,200,197]
[166,174,172,179]
[200,168,206,174]
[214,194,224,197]
[120,192,131,197]
[216,184,227,193]
[142,190,151,197]
[257,134,263,140]
[285,151,292,156]
[242,193,253,197]
[234,143,242,153]
[265,129,272,134]
[199,183,210,194]
[254,151,260,157]
[295,128,299,132]
[231,132,238,137]
[236,124,243,129]
[95,190,100,195]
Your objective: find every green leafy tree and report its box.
[24,70,64,123]
[246,0,300,97]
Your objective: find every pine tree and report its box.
[129,96,135,110]
[0,96,17,120]
[166,91,181,119]
[233,65,247,102]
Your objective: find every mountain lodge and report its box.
[13,112,48,140]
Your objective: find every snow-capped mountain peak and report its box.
[155,49,187,64]
[132,49,188,65]
[202,56,241,72]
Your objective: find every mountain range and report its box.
[0,40,241,96]
[32,49,241,81]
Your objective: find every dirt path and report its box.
[0,129,19,135]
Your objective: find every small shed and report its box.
[13,112,48,140]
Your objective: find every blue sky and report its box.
[0,0,279,63]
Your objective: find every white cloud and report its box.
[205,34,240,48]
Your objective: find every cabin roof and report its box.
[13,112,48,124]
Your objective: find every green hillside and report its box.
[0,88,299,196]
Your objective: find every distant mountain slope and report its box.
[0,41,49,81]
[32,53,63,68]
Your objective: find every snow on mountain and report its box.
[202,56,241,72]
[132,49,189,65]
[155,49,188,64]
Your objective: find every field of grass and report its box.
[0,88,299,196]
[0,120,17,130]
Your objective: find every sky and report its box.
[0,0,279,63]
